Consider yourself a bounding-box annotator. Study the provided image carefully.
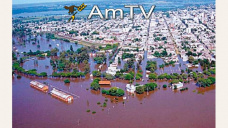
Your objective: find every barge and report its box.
[30,81,49,92]
[50,88,74,103]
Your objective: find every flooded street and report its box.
[12,35,215,128]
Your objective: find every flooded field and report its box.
[13,35,215,128]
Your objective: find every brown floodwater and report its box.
[13,35,215,128]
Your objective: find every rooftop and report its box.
[99,81,111,85]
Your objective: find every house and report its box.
[126,84,136,93]
[106,66,120,76]
[172,82,183,89]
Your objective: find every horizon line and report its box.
[12,0,102,5]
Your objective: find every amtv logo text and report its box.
[88,5,156,20]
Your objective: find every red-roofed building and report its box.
[99,81,111,85]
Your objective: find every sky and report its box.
[13,0,79,5]
[13,0,213,5]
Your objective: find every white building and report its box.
[172,82,183,89]
[126,84,136,93]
